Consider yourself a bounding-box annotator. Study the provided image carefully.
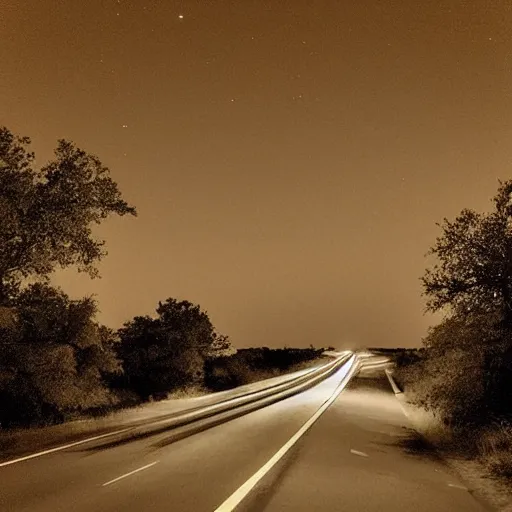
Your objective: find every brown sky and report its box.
[2,0,512,348]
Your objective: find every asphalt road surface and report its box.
[0,358,488,512]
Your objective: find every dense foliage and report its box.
[0,284,120,427]
[422,180,512,323]
[0,126,136,305]
[114,299,233,400]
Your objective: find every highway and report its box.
[0,354,488,512]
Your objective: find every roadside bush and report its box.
[394,348,424,367]
[477,422,512,478]
[0,284,120,427]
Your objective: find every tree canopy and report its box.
[422,180,512,325]
[116,298,231,399]
[0,283,120,426]
[0,126,136,304]
[414,180,512,427]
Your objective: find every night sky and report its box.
[2,1,511,348]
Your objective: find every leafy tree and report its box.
[116,299,222,400]
[402,308,512,428]
[0,283,121,426]
[417,180,512,427]
[207,333,236,358]
[422,180,512,324]
[0,126,136,304]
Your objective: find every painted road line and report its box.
[448,483,468,491]
[102,461,159,487]
[385,368,403,394]
[0,428,133,468]
[214,355,359,512]
[350,449,369,457]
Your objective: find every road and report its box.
[0,355,489,512]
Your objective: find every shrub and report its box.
[477,422,512,478]
[0,284,120,427]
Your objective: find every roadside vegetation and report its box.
[394,180,512,481]
[204,346,329,391]
[0,126,327,429]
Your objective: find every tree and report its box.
[402,308,512,428]
[417,180,512,427]
[116,299,223,400]
[207,333,236,358]
[0,126,136,304]
[0,283,121,426]
[422,180,512,325]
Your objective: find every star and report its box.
[178,14,184,19]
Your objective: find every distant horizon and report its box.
[50,268,433,350]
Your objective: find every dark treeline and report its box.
[368,347,424,368]
[205,347,329,391]
[0,284,234,427]
[368,347,419,354]
[0,127,324,428]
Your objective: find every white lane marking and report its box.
[448,483,468,491]
[385,369,403,395]
[0,428,133,468]
[350,449,369,457]
[214,355,358,512]
[102,461,159,487]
